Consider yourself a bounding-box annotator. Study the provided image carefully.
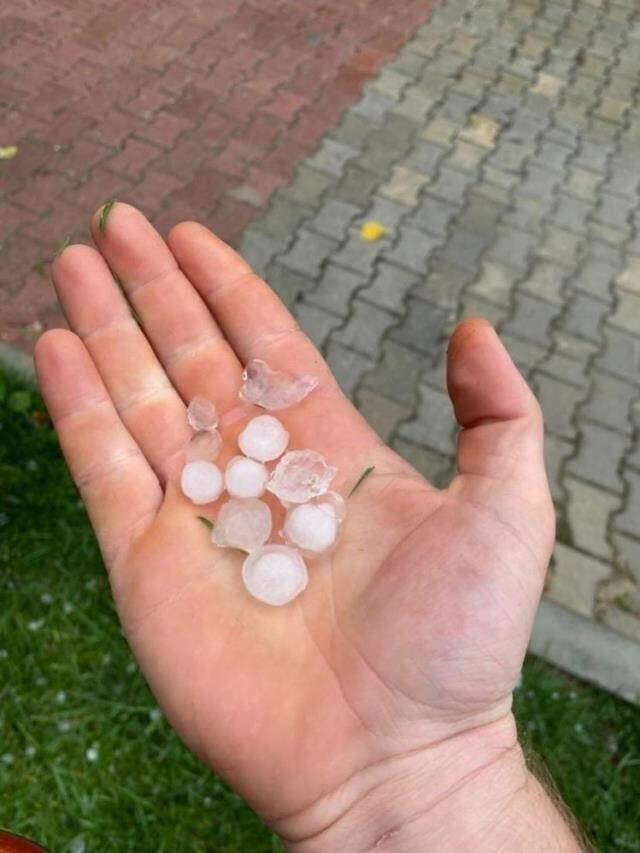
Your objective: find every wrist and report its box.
[276,714,582,852]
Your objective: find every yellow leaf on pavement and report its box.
[360,220,387,241]
[0,146,18,160]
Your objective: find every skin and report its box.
[34,204,577,850]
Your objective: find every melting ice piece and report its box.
[242,545,308,606]
[239,359,319,411]
[187,395,219,432]
[180,461,224,504]
[268,450,336,504]
[213,498,272,552]
[314,490,346,523]
[225,455,269,499]
[186,429,223,463]
[238,415,289,463]
[283,502,339,554]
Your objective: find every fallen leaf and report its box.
[360,220,387,242]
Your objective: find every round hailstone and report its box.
[283,502,339,554]
[180,461,224,504]
[268,450,336,504]
[187,395,219,432]
[239,359,319,411]
[213,498,272,552]
[242,545,308,606]
[185,429,223,463]
[238,415,289,463]
[225,455,269,498]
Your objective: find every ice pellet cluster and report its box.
[179,361,348,607]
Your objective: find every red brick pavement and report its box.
[0,0,432,350]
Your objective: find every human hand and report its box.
[35,205,577,850]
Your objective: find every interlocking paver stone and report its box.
[391,296,450,358]
[565,477,619,561]
[582,372,636,434]
[325,342,375,396]
[547,543,610,618]
[333,297,397,358]
[279,228,339,277]
[356,388,413,442]
[561,293,610,343]
[412,258,471,309]
[379,166,430,206]
[362,339,422,406]
[306,199,361,241]
[615,470,640,539]
[398,383,457,455]
[360,262,419,314]
[568,422,628,493]
[384,226,443,274]
[503,293,559,346]
[536,375,585,439]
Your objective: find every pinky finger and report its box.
[34,329,162,569]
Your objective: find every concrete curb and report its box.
[0,342,36,384]
[530,599,640,704]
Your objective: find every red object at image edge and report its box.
[0,831,48,852]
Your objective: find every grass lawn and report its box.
[1,368,639,851]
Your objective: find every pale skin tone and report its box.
[35,204,582,850]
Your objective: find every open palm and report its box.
[35,205,554,843]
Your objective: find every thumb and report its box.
[446,318,555,561]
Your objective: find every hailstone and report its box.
[238,414,289,462]
[242,545,308,606]
[212,498,272,552]
[185,429,223,463]
[180,461,224,504]
[283,502,339,554]
[225,456,268,498]
[239,359,318,411]
[268,450,336,503]
[187,395,219,431]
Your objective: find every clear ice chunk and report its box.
[180,461,224,504]
[283,501,339,554]
[267,450,336,504]
[187,395,219,431]
[238,414,289,463]
[212,498,272,553]
[225,455,268,499]
[239,359,319,411]
[185,429,223,463]
[242,545,308,606]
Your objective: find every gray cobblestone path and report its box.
[240,0,640,699]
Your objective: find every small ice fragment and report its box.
[186,429,223,462]
[238,414,289,462]
[225,455,268,498]
[314,490,346,523]
[180,461,224,504]
[187,395,219,431]
[242,545,308,605]
[239,359,319,411]
[283,502,339,554]
[213,498,272,552]
[268,450,336,504]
